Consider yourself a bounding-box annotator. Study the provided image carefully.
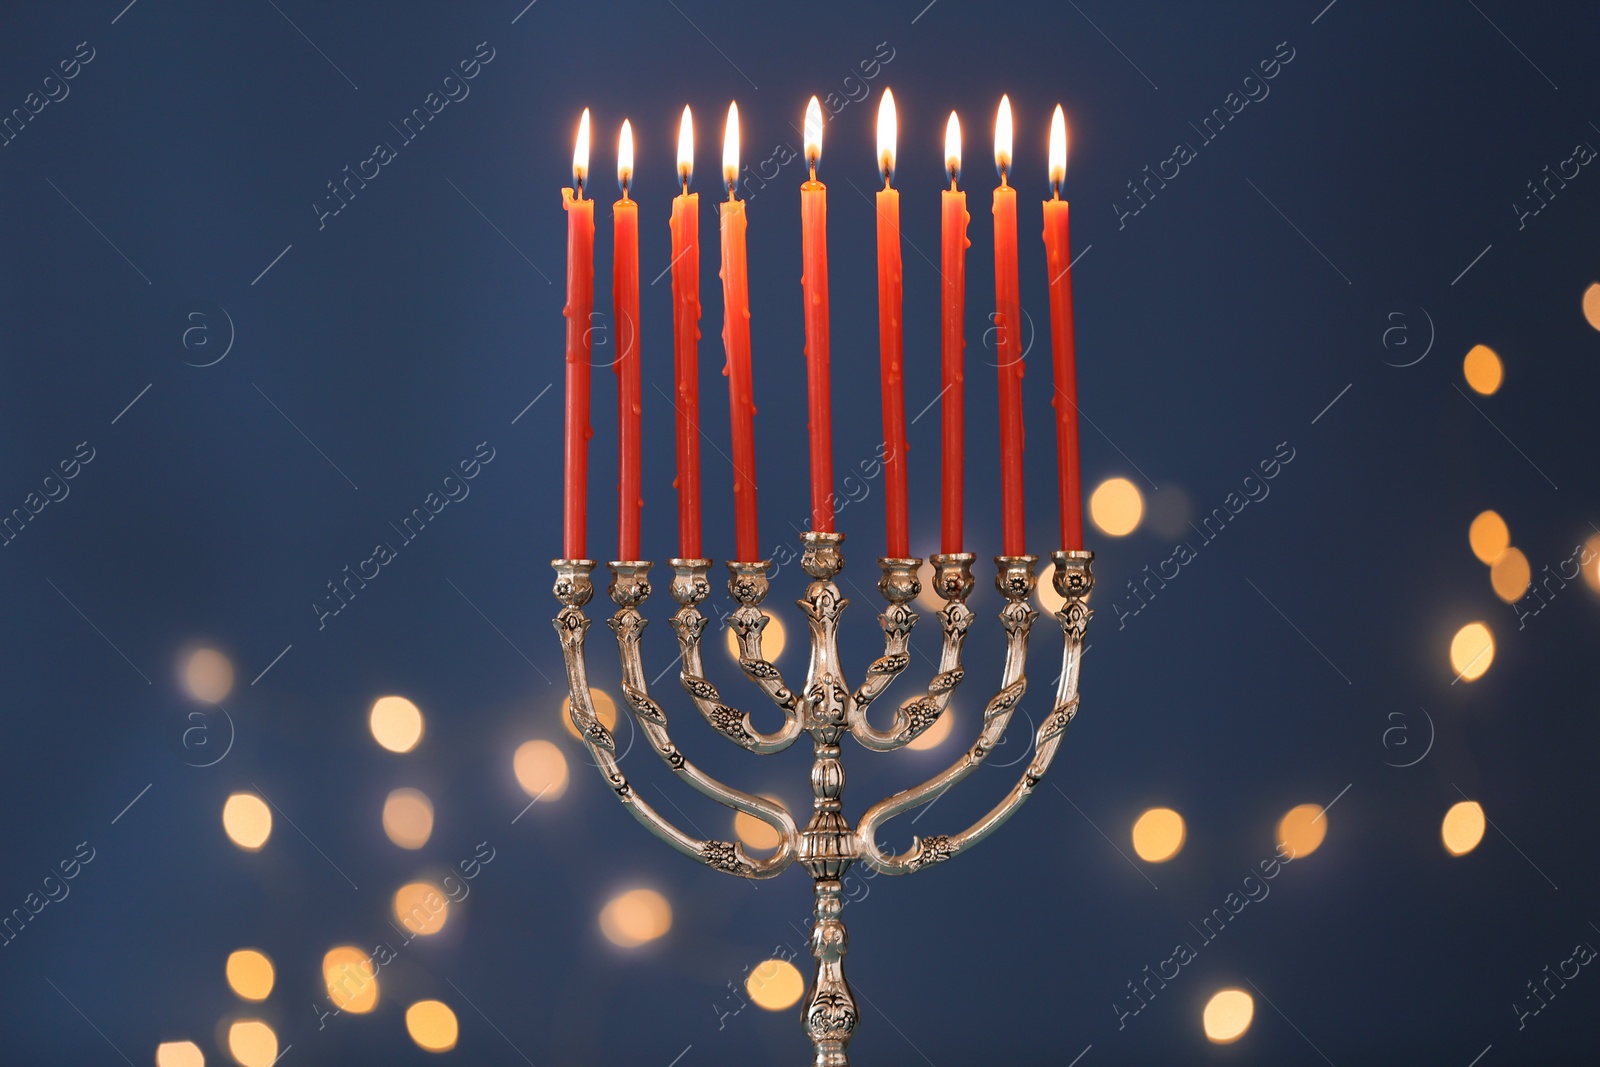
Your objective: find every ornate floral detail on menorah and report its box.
[552,538,1094,1064]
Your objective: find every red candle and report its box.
[562,108,595,560]
[991,95,1026,556]
[1042,105,1083,551]
[800,96,835,534]
[719,102,760,562]
[875,89,909,559]
[613,119,643,561]
[940,111,969,555]
[669,106,704,559]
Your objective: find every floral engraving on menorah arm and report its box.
[669,557,805,754]
[848,552,976,751]
[551,558,794,880]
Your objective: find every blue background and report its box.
[2,0,1598,1063]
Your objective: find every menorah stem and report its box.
[803,873,856,1066]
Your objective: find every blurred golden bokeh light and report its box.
[370,695,424,753]
[599,888,672,947]
[222,793,272,851]
[1276,803,1328,858]
[1584,534,1600,594]
[395,881,449,936]
[1089,477,1143,537]
[1130,808,1186,863]
[1462,344,1503,395]
[322,945,379,1013]
[155,1040,205,1067]
[746,958,805,1010]
[562,687,618,740]
[906,706,954,751]
[514,739,569,800]
[726,614,788,662]
[1450,622,1495,682]
[1468,510,1510,565]
[1203,989,1254,1044]
[1583,282,1600,331]
[184,647,234,704]
[226,1020,278,1067]
[225,949,274,1001]
[382,788,434,850]
[1490,547,1531,602]
[1036,561,1066,615]
[1442,800,1487,856]
[733,796,786,852]
[406,1000,459,1052]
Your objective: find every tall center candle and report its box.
[1042,105,1083,551]
[562,108,595,561]
[719,102,760,562]
[800,96,835,534]
[613,119,643,561]
[992,96,1027,556]
[875,89,909,559]
[940,111,969,555]
[670,106,704,559]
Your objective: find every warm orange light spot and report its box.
[1463,344,1503,395]
[1583,283,1600,331]
[1490,547,1531,602]
[225,949,274,1001]
[406,1000,459,1052]
[1442,800,1487,856]
[1468,510,1510,565]
[1584,534,1600,594]
[726,614,787,662]
[382,788,434,850]
[155,1040,205,1067]
[514,739,569,800]
[1089,477,1143,536]
[746,958,806,1010]
[733,795,786,852]
[599,888,672,947]
[562,687,618,740]
[1450,622,1495,682]
[1203,989,1254,1043]
[394,881,449,936]
[370,695,424,753]
[226,1020,278,1067]
[184,648,234,703]
[322,945,379,1013]
[1276,803,1328,858]
[222,793,272,851]
[1131,808,1186,862]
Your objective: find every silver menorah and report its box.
[552,532,1094,1065]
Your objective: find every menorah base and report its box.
[552,533,1094,1064]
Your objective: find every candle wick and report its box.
[574,175,585,200]
[807,153,818,182]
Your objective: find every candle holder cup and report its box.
[552,533,1094,1065]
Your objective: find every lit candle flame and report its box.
[722,100,740,198]
[677,105,694,190]
[945,111,961,186]
[877,88,897,186]
[617,119,634,197]
[804,95,823,175]
[573,107,591,195]
[994,95,1012,182]
[1049,104,1067,196]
